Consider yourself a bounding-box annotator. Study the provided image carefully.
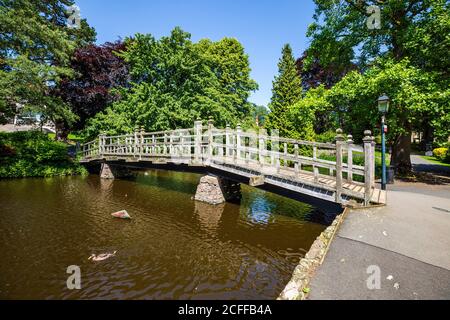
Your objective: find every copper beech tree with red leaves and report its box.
[56,42,130,140]
[296,52,356,91]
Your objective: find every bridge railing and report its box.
[79,120,376,205]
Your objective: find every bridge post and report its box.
[207,118,214,163]
[194,119,203,164]
[347,135,354,182]
[371,137,376,189]
[363,130,375,205]
[151,134,156,155]
[180,131,185,157]
[259,129,266,168]
[218,134,224,159]
[335,129,344,203]
[99,133,105,158]
[225,124,231,158]
[236,123,242,164]
[140,127,145,159]
[169,132,174,157]
[313,145,318,183]
[270,130,280,173]
[134,126,138,158]
[164,132,168,156]
[294,143,299,177]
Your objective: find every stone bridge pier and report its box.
[100,162,133,179]
[194,175,242,205]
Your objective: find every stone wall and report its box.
[278,208,348,300]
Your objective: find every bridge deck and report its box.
[79,121,386,207]
[81,153,386,206]
[210,157,386,206]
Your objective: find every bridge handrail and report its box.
[79,120,376,205]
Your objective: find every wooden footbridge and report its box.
[79,120,386,207]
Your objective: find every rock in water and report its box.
[111,210,131,219]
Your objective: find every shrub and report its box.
[0,131,88,178]
[315,130,336,143]
[445,146,450,164]
[433,147,448,161]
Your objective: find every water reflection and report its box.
[195,201,225,236]
[0,170,331,300]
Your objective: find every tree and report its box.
[84,28,258,139]
[289,85,331,140]
[0,55,76,125]
[197,38,258,122]
[295,51,356,133]
[327,58,449,174]
[305,0,450,173]
[296,51,356,91]
[56,42,129,137]
[0,0,95,138]
[266,44,303,137]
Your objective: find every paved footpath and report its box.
[309,181,450,300]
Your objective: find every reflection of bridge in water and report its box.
[79,119,386,208]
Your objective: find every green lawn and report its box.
[421,156,450,167]
[353,150,391,164]
[47,133,84,144]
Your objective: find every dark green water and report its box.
[0,170,330,300]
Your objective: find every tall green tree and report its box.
[0,0,95,137]
[288,85,330,141]
[328,58,449,148]
[197,38,258,122]
[84,28,258,138]
[306,0,450,172]
[267,44,303,137]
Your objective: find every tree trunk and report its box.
[391,132,412,175]
[55,121,69,142]
[421,121,434,152]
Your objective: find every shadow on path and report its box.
[411,155,450,177]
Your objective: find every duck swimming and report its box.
[88,251,117,262]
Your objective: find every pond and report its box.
[0,170,335,299]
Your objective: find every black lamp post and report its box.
[378,94,390,190]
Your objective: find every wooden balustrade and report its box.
[79,120,376,205]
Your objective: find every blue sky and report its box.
[75,0,316,107]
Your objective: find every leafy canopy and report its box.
[84,28,258,138]
[0,0,96,125]
[296,0,450,172]
[57,42,129,131]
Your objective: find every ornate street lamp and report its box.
[378,94,390,114]
[378,94,390,190]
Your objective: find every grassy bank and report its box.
[421,155,450,167]
[47,133,84,144]
[0,131,87,179]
